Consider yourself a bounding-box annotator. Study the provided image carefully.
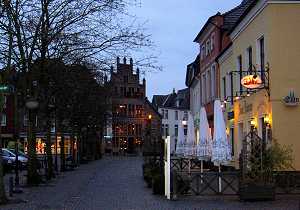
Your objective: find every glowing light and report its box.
[250,118,257,128]
[148,114,152,120]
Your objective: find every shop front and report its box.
[18,133,75,157]
[232,89,272,168]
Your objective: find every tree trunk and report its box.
[45,120,54,179]
[60,135,65,172]
[27,110,40,185]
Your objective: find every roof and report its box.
[228,0,259,34]
[194,0,256,43]
[145,97,162,119]
[193,12,221,42]
[185,55,200,87]
[152,95,167,108]
[152,88,190,110]
[222,0,256,31]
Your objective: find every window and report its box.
[175,125,178,137]
[114,87,118,94]
[3,96,7,108]
[175,110,178,120]
[207,69,211,100]
[165,110,168,119]
[184,125,188,136]
[201,45,206,59]
[222,76,226,99]
[259,37,265,82]
[202,73,206,104]
[237,55,243,92]
[124,76,128,83]
[211,65,216,99]
[211,33,215,51]
[206,40,210,55]
[247,46,253,72]
[161,109,164,118]
[23,114,29,126]
[1,114,6,126]
[184,111,188,121]
[165,124,169,137]
[162,124,165,136]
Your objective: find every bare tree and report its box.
[0,0,159,185]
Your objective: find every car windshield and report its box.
[8,149,27,157]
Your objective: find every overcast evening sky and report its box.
[129,0,242,100]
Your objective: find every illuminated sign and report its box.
[283,90,299,106]
[241,75,262,89]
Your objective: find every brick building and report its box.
[108,57,161,154]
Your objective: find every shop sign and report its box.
[283,90,299,106]
[241,75,262,89]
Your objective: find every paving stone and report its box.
[0,156,299,210]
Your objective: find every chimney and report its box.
[173,88,176,94]
[143,78,146,86]
[117,57,120,65]
[110,66,114,74]
[130,58,133,66]
[123,57,127,64]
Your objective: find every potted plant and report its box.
[239,140,294,201]
[152,172,164,195]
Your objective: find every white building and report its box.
[185,56,201,140]
[152,88,190,154]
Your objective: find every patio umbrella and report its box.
[196,107,212,180]
[196,107,212,160]
[184,112,196,174]
[184,112,195,157]
[211,99,232,192]
[175,112,185,156]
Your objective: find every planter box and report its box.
[239,183,275,201]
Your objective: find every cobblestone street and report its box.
[1,156,300,210]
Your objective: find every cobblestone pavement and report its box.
[1,156,300,210]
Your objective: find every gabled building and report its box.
[187,0,254,150]
[152,88,190,154]
[218,0,300,169]
[108,57,161,155]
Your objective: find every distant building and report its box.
[152,88,189,154]
[108,57,161,154]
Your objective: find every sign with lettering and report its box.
[241,75,262,89]
[283,90,299,106]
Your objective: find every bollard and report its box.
[9,176,13,197]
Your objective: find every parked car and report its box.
[2,148,28,169]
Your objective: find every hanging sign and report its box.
[283,90,299,106]
[241,75,262,89]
